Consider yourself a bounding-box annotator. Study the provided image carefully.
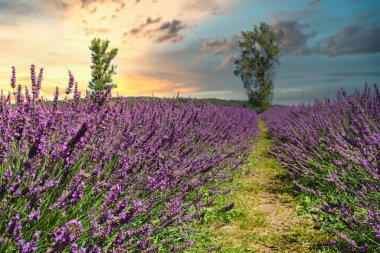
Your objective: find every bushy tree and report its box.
[88,38,118,98]
[234,22,282,111]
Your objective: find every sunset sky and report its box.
[0,0,379,104]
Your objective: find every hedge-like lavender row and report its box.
[0,66,259,252]
[262,85,379,251]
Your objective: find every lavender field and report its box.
[0,67,259,252]
[0,0,379,252]
[262,85,380,252]
[0,66,379,252]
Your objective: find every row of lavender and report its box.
[262,85,379,251]
[0,66,259,252]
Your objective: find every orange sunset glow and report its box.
[0,0,379,103]
[0,0,234,99]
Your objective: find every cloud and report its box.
[126,17,162,35]
[270,19,380,57]
[129,27,141,35]
[0,0,107,15]
[280,75,305,80]
[183,0,222,15]
[115,74,198,97]
[0,0,74,22]
[293,78,341,84]
[155,20,186,43]
[327,71,380,77]
[189,35,240,70]
[146,17,162,25]
[201,35,240,55]
[274,87,321,105]
[315,23,380,56]
[84,27,109,35]
[125,18,185,43]
[269,8,316,21]
[42,0,121,9]
[355,11,375,22]
[80,0,103,7]
[317,78,341,82]
[309,0,320,4]
[271,20,316,55]
[216,55,238,70]
[41,0,71,9]
[273,82,367,105]
[0,0,39,16]
[191,54,208,67]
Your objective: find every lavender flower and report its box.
[262,84,380,250]
[66,70,75,95]
[10,66,16,89]
[0,66,259,252]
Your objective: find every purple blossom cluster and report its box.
[0,66,258,252]
[262,84,380,251]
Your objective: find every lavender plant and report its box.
[262,84,380,252]
[0,66,258,252]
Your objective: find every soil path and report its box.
[200,120,326,252]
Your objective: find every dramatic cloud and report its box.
[271,20,316,55]
[125,19,186,43]
[126,17,162,35]
[201,35,240,55]
[155,20,186,43]
[316,23,380,56]
[270,19,380,57]
[0,0,377,104]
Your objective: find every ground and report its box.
[191,120,330,253]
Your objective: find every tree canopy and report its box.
[88,38,118,99]
[234,22,282,111]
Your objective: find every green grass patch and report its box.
[189,120,334,253]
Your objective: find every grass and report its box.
[190,120,333,252]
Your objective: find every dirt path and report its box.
[195,120,327,252]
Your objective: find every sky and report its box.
[0,0,379,104]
